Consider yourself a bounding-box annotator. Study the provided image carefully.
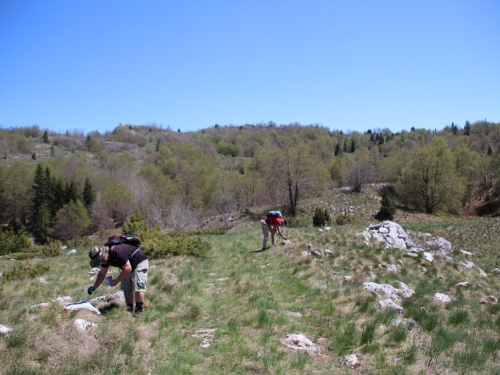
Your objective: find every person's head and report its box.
[282,219,288,226]
[88,246,109,268]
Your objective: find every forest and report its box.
[1,119,499,249]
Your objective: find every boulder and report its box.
[0,324,13,335]
[435,293,452,303]
[339,354,360,367]
[363,282,402,301]
[379,299,404,313]
[425,237,453,257]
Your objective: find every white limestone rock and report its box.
[435,293,452,303]
[74,319,98,331]
[0,324,13,335]
[363,282,402,301]
[65,301,101,314]
[379,299,404,313]
[425,237,453,257]
[282,333,318,351]
[67,249,77,255]
[339,354,360,367]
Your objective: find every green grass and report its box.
[3,210,500,373]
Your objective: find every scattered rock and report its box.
[395,281,415,298]
[478,268,487,276]
[423,252,434,262]
[0,324,13,335]
[435,293,452,303]
[392,318,417,328]
[56,296,72,304]
[67,249,77,255]
[379,299,404,313]
[39,278,48,285]
[192,328,217,348]
[29,302,50,309]
[286,311,303,318]
[425,237,453,257]
[480,296,498,304]
[460,250,473,256]
[74,319,98,331]
[492,268,500,274]
[380,264,398,273]
[364,221,412,249]
[366,271,377,279]
[310,250,322,257]
[64,301,101,314]
[324,249,333,255]
[88,268,100,275]
[339,354,360,367]
[456,282,470,287]
[282,334,318,351]
[363,282,402,301]
[461,261,475,269]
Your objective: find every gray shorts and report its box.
[120,259,149,292]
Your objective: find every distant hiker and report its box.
[261,210,288,250]
[88,242,149,316]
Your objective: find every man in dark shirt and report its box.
[88,243,149,315]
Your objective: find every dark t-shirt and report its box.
[101,243,147,271]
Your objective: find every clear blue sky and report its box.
[1,0,499,135]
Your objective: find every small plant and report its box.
[335,213,361,225]
[312,207,331,227]
[375,185,397,221]
[2,259,49,281]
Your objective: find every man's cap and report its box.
[89,246,102,268]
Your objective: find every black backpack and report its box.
[266,210,282,219]
[105,233,141,248]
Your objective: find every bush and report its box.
[2,259,50,281]
[335,213,361,225]
[42,238,62,257]
[376,185,397,221]
[143,230,211,258]
[0,225,32,255]
[312,207,331,227]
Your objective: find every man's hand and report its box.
[88,285,97,295]
[109,278,119,287]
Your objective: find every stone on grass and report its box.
[65,301,101,314]
[363,282,402,301]
[460,250,473,256]
[460,261,475,269]
[56,296,72,304]
[379,299,404,314]
[456,282,470,287]
[88,268,100,275]
[0,324,13,335]
[392,318,417,329]
[423,252,434,262]
[74,319,98,331]
[480,296,498,304]
[492,268,500,274]
[395,281,415,298]
[67,249,77,255]
[192,328,217,348]
[282,334,318,351]
[324,249,333,255]
[435,293,452,303]
[425,237,453,257]
[39,278,48,284]
[339,354,360,367]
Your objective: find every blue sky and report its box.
[1,0,499,135]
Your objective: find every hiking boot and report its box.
[134,307,144,316]
[126,304,133,313]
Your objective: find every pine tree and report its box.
[31,164,51,244]
[334,143,341,156]
[43,130,49,143]
[376,186,397,220]
[464,121,471,136]
[83,177,95,211]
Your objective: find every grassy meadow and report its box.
[2,197,500,373]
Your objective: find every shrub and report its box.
[312,207,331,227]
[375,185,397,221]
[335,213,361,225]
[142,229,211,259]
[2,259,50,281]
[0,225,31,255]
[42,238,62,257]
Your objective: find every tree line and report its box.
[0,120,499,245]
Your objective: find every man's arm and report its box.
[94,267,108,288]
[109,261,132,287]
[277,227,287,240]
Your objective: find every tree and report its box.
[82,177,95,211]
[464,121,471,136]
[31,164,51,244]
[376,185,397,220]
[51,200,90,244]
[397,137,464,214]
[344,159,373,193]
[43,130,49,143]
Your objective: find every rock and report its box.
[310,250,322,257]
[192,328,217,348]
[30,302,50,309]
[39,278,48,285]
[65,301,101,314]
[324,249,333,255]
[405,252,418,258]
[366,221,411,249]
[67,249,77,255]
[56,296,72,304]
[74,319,98,331]
[381,264,398,273]
[492,268,500,274]
[397,259,404,266]
[88,268,101,275]
[480,296,498,304]
[61,246,67,250]
[0,324,13,335]
[302,251,309,256]
[395,281,415,298]
[456,282,470,287]
[460,250,473,256]
[435,293,452,303]
[282,334,318,351]
[379,299,404,313]
[363,282,402,301]
[307,244,312,249]
[89,291,125,306]
[423,252,434,262]
[392,318,417,328]
[460,261,475,269]
[339,354,360,367]
[366,271,377,279]
[425,237,453,257]
[478,268,487,276]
